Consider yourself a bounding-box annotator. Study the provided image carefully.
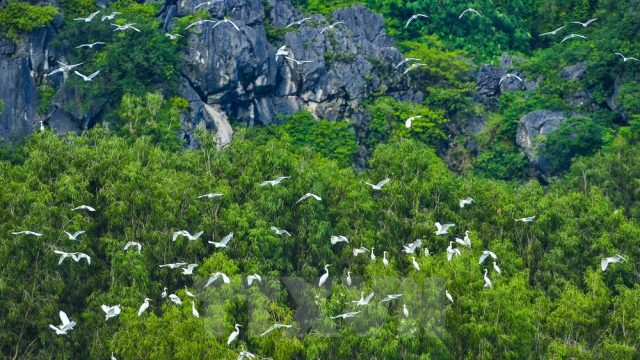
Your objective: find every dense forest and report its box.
[1,0,640,359]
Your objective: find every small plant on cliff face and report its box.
[0,1,58,41]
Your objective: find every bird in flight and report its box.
[601,254,627,271]
[45,61,84,77]
[74,10,100,22]
[435,222,455,235]
[285,17,312,28]
[615,52,640,62]
[76,42,106,49]
[455,232,471,249]
[405,14,428,28]
[185,19,217,30]
[330,235,349,245]
[394,57,420,69]
[446,242,462,261]
[72,205,96,212]
[499,73,523,84]
[64,230,85,241]
[353,246,370,257]
[101,304,122,320]
[194,0,222,10]
[247,274,262,286]
[111,23,140,32]
[331,311,360,319]
[571,18,597,27]
[181,263,199,275]
[101,12,121,21]
[402,239,422,254]
[297,193,321,203]
[198,192,223,199]
[124,241,142,253]
[515,216,535,222]
[208,231,233,248]
[561,34,587,43]
[260,323,292,336]
[539,25,566,36]
[352,291,375,306]
[459,8,483,19]
[459,197,474,208]
[405,115,422,128]
[212,18,241,31]
[165,33,182,40]
[159,262,188,269]
[402,63,427,75]
[49,311,76,335]
[380,294,403,303]
[205,272,231,287]
[172,230,204,241]
[271,226,292,237]
[168,293,182,305]
[74,70,101,81]
[479,250,498,264]
[320,21,344,34]
[259,176,290,187]
[12,230,43,237]
[365,178,390,190]
[285,56,314,65]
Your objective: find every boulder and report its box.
[516,110,567,173]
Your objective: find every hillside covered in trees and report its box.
[1,0,640,359]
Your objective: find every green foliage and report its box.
[291,0,357,17]
[0,1,58,40]
[541,116,607,173]
[38,85,55,115]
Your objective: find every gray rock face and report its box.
[559,63,587,80]
[516,110,567,173]
[475,53,536,105]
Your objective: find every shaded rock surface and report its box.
[516,110,567,173]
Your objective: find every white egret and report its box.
[247,274,262,286]
[181,263,199,275]
[205,272,231,287]
[72,252,91,265]
[320,21,343,34]
[379,294,402,303]
[165,33,182,40]
[365,178,390,190]
[284,56,314,65]
[71,205,96,212]
[138,298,151,316]
[123,241,142,253]
[198,193,223,199]
[74,10,100,22]
[159,262,187,269]
[168,294,182,305]
[446,242,462,261]
[39,121,45,132]
[382,251,389,266]
[296,193,321,203]
[561,34,587,43]
[459,197,474,208]
[285,17,312,28]
[209,232,233,248]
[370,248,376,262]
[394,57,420,69]
[64,230,85,241]
[162,287,168,298]
[572,18,597,27]
[424,247,430,257]
[435,222,455,235]
[111,352,117,360]
[455,232,471,249]
[49,311,76,335]
[54,250,77,265]
[184,287,195,298]
[185,19,217,30]
[318,265,330,287]
[445,290,454,303]
[402,304,409,317]
[194,0,222,9]
[540,25,566,36]
[601,254,627,271]
[402,239,422,254]
[270,226,292,236]
[459,8,483,19]
[405,115,422,128]
[515,216,535,222]
[227,324,242,345]
[237,348,258,360]
[493,261,502,274]
[483,269,492,288]
[259,176,290,186]
[45,61,84,77]
[353,246,369,257]
[76,42,106,49]
[74,70,101,81]
[330,235,349,245]
[260,323,292,336]
[352,291,374,306]
[615,53,640,62]
[212,18,240,31]
[411,256,420,271]
[191,301,200,318]
[345,271,352,286]
[402,63,427,75]
[12,230,43,237]
[479,250,497,264]
[331,311,360,319]
[101,12,121,21]
[405,14,428,28]
[172,230,204,242]
[499,73,523,84]
[101,304,121,320]
[111,23,140,32]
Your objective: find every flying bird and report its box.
[615,52,640,62]
[237,348,258,360]
[561,34,587,43]
[259,176,290,186]
[64,230,85,241]
[74,70,101,82]
[601,254,627,271]
[365,178,390,190]
[45,61,84,77]
[260,323,292,336]
[49,311,76,335]
[138,298,151,316]
[271,226,291,237]
[459,197,474,208]
[168,294,182,305]
[330,235,349,245]
[352,291,375,306]
[198,193,223,199]
[435,222,455,235]
[101,304,121,320]
[285,17,312,28]
[205,272,230,287]
[165,33,183,40]
[212,18,241,31]
[318,265,330,287]
[54,250,77,265]
[331,311,360,319]
[247,274,262,286]
[185,19,217,30]
[539,25,566,36]
[479,250,497,264]
[320,21,344,34]
[173,230,204,242]
[515,216,535,222]
[405,14,428,28]
[194,0,222,9]
[111,23,140,32]
[181,263,199,275]
[394,57,420,69]
[499,73,523,84]
[353,246,370,257]
[285,56,314,65]
[72,205,96,212]
[72,252,91,265]
[227,324,242,345]
[402,239,422,254]
[405,115,422,128]
[74,10,100,22]
[123,241,142,253]
[380,294,403,303]
[446,242,462,261]
[12,230,43,237]
[402,63,427,75]
[208,231,233,248]
[459,8,483,19]
[76,42,106,49]
[297,193,322,203]
[571,18,597,27]
[101,12,121,21]
[159,262,188,269]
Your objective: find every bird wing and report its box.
[73,231,85,238]
[101,305,110,313]
[59,311,70,325]
[87,11,100,21]
[74,71,87,79]
[479,253,488,264]
[227,19,240,31]
[88,70,100,79]
[220,232,233,245]
[601,258,609,271]
[376,178,390,188]
[585,18,597,25]
[489,251,497,259]
[364,292,375,302]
